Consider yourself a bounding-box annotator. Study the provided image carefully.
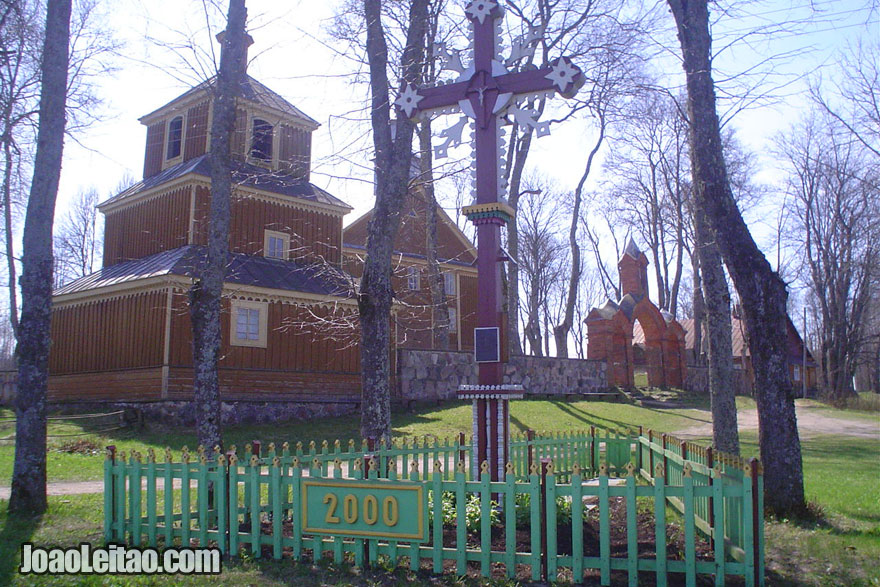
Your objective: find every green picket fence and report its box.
[104,431,763,586]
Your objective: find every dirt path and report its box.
[0,478,184,500]
[675,403,880,439]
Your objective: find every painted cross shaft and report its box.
[397,1,582,481]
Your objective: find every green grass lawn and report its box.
[0,397,877,585]
[0,400,714,484]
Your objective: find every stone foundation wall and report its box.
[684,366,752,395]
[397,349,607,403]
[49,399,357,427]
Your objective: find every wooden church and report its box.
[47,35,478,418]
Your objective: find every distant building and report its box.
[678,311,818,392]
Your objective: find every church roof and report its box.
[139,75,319,129]
[54,245,355,299]
[98,154,351,212]
[621,237,643,260]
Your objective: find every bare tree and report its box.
[10,0,71,515]
[359,0,429,442]
[602,91,689,315]
[53,187,100,286]
[780,111,879,401]
[517,182,566,356]
[0,0,42,338]
[1,0,116,336]
[810,40,879,160]
[189,0,248,457]
[667,0,804,515]
[499,0,654,358]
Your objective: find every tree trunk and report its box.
[553,112,606,357]
[694,212,739,454]
[190,0,248,458]
[420,123,449,350]
[9,0,71,515]
[505,129,534,357]
[691,251,704,366]
[667,0,805,515]
[360,0,429,442]
[2,129,18,336]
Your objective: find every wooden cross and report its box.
[396,0,583,481]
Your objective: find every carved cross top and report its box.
[396,0,583,205]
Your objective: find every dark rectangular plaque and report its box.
[474,327,500,363]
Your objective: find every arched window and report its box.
[251,118,273,161]
[166,116,183,160]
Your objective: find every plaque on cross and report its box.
[395,0,583,481]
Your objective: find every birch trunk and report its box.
[694,212,739,454]
[360,0,429,442]
[190,0,248,457]
[10,0,71,514]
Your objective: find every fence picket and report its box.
[432,461,443,574]
[684,463,696,587]
[546,462,558,581]
[504,463,516,579]
[249,455,261,557]
[181,452,190,548]
[599,464,611,585]
[163,450,173,547]
[654,463,667,587]
[571,465,584,583]
[625,464,638,587]
[454,461,467,576]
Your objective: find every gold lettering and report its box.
[323,493,340,524]
[382,496,399,526]
[363,495,378,525]
[343,494,358,524]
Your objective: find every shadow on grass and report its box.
[549,401,639,432]
[0,507,41,584]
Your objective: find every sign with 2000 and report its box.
[301,478,428,542]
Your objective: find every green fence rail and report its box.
[104,430,763,586]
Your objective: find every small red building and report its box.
[585,239,687,388]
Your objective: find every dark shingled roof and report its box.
[54,246,355,299]
[98,154,351,211]
[139,75,319,127]
[343,243,474,268]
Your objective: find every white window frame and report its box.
[793,364,801,382]
[245,110,280,169]
[230,300,268,348]
[263,230,290,260]
[447,307,457,333]
[406,265,420,291]
[163,114,185,166]
[443,271,456,296]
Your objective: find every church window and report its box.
[166,116,183,160]
[251,118,273,161]
[443,271,456,295]
[406,266,420,291]
[264,230,290,260]
[231,300,268,348]
[447,307,457,333]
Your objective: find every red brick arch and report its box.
[585,239,687,388]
